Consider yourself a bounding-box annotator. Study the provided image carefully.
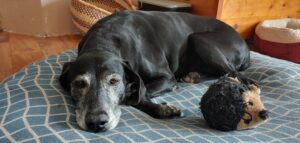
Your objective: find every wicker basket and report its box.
[70,0,137,34]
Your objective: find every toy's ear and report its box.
[227,71,239,78]
[122,61,146,105]
[236,73,260,88]
[59,62,73,91]
[228,72,260,87]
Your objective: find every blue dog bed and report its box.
[1,49,300,143]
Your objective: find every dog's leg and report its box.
[145,77,177,98]
[187,32,237,76]
[133,98,181,119]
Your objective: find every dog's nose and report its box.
[87,114,109,132]
[259,110,269,120]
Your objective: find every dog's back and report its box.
[79,11,249,77]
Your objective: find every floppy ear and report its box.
[122,61,146,105]
[59,62,73,91]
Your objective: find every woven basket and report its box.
[70,0,137,34]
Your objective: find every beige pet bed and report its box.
[254,18,300,63]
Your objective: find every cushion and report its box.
[1,49,300,143]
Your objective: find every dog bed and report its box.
[254,18,300,63]
[1,49,300,143]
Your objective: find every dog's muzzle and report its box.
[86,111,109,132]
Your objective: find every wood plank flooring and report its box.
[0,32,82,82]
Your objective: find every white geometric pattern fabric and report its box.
[0,49,300,143]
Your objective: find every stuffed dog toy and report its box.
[200,72,269,131]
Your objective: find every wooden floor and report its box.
[0,32,82,82]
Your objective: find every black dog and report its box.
[59,11,250,132]
[200,72,269,131]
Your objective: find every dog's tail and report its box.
[239,53,251,71]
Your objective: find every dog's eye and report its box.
[73,80,87,88]
[109,78,119,85]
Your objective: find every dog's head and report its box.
[59,52,145,132]
[200,72,269,131]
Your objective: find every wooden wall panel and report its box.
[217,0,300,38]
[189,0,219,17]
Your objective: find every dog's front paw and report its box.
[157,104,181,119]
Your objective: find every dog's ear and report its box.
[59,62,73,91]
[122,61,146,105]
